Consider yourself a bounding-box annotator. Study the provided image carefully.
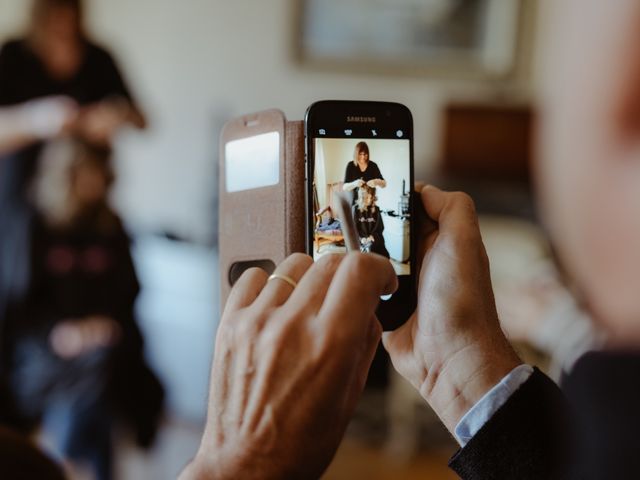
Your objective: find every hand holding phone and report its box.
[305,101,416,330]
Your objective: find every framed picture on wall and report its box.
[295,0,525,79]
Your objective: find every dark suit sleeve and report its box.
[448,368,569,480]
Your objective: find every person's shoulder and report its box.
[0,38,28,59]
[84,40,118,67]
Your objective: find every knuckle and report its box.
[238,266,269,285]
[257,311,299,352]
[256,322,281,350]
[286,252,313,267]
[230,315,254,343]
[316,253,343,273]
[344,251,372,272]
[451,191,477,214]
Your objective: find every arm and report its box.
[449,367,568,479]
[343,179,364,191]
[383,186,567,478]
[366,178,386,188]
[0,97,77,156]
[366,163,386,188]
[343,163,364,191]
[383,186,522,433]
[73,95,145,146]
[71,48,147,145]
[0,42,78,155]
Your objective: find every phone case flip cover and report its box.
[219,110,306,309]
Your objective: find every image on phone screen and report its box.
[306,101,415,329]
[311,137,411,277]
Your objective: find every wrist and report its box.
[421,338,521,434]
[21,100,70,139]
[180,452,240,480]
[182,440,286,480]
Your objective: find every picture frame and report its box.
[295,0,526,79]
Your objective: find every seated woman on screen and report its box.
[352,185,389,259]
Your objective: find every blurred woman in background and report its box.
[0,0,145,332]
[5,139,163,480]
[0,1,153,478]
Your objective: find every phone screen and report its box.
[305,101,415,329]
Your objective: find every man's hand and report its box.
[182,252,397,480]
[383,186,521,434]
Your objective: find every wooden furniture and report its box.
[313,181,345,253]
[314,206,343,253]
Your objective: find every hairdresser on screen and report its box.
[181,1,640,478]
[343,141,386,204]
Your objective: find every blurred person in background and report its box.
[0,0,145,375]
[0,0,153,478]
[2,139,163,480]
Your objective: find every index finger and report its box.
[317,252,397,338]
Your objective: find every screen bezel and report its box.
[304,100,416,330]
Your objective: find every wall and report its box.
[0,0,538,242]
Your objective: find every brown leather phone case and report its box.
[219,110,306,309]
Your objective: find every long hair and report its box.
[356,185,377,213]
[30,138,117,232]
[352,141,370,167]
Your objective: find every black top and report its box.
[12,212,140,338]
[4,212,164,449]
[0,38,136,315]
[343,160,384,203]
[0,39,133,107]
[352,204,389,258]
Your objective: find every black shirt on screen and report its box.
[343,160,384,204]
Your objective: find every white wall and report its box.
[0,0,538,242]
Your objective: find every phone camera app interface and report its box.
[312,137,411,277]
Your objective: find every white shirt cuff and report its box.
[454,364,534,446]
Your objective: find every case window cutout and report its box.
[225,132,280,192]
[228,260,276,287]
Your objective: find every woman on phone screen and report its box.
[343,141,386,204]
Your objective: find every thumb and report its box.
[381,314,424,391]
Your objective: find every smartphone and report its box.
[305,100,416,330]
